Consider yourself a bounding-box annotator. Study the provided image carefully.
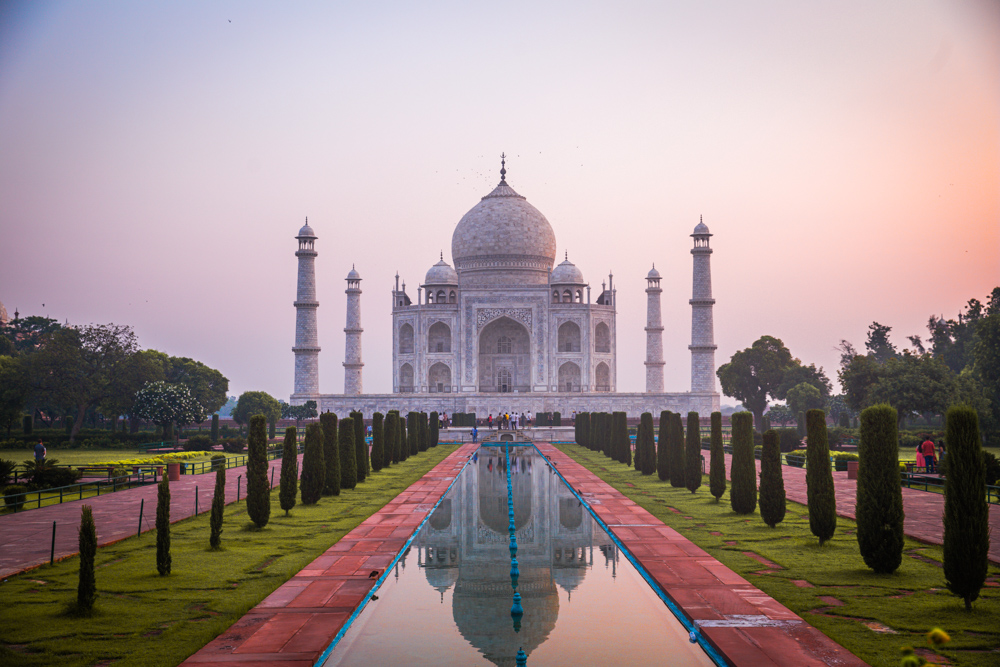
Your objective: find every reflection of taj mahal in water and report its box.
[411,447,616,666]
[291,158,720,416]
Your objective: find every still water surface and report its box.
[325,446,715,666]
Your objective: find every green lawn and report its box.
[0,445,457,667]
[556,443,1000,667]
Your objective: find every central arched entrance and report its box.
[478,316,531,392]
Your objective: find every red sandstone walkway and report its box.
[537,443,867,667]
[0,456,298,579]
[181,443,478,667]
[719,452,1000,564]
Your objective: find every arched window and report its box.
[497,336,512,354]
[594,322,610,353]
[436,290,446,303]
[399,363,414,392]
[428,362,452,393]
[449,291,457,303]
[428,321,451,353]
[398,323,414,354]
[496,368,512,392]
[558,321,581,352]
[426,291,434,304]
[576,289,583,303]
[562,289,572,303]
[553,290,560,303]
[558,361,581,392]
[595,362,610,391]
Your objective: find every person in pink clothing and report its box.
[920,438,937,473]
[915,445,925,470]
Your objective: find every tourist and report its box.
[920,437,937,473]
[471,427,478,443]
[34,439,46,463]
[488,414,493,430]
[915,444,925,471]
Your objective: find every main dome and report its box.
[451,176,557,286]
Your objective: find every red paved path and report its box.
[0,456,296,579]
[719,452,1000,564]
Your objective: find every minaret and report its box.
[343,265,364,395]
[293,218,320,397]
[689,216,717,393]
[644,265,665,393]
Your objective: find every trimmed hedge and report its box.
[856,404,903,574]
[320,413,340,496]
[729,412,757,514]
[299,423,325,505]
[612,412,629,467]
[669,412,685,488]
[759,430,786,528]
[279,426,298,515]
[246,415,270,529]
[806,409,836,545]
[684,412,701,494]
[339,417,357,490]
[709,412,726,501]
[657,411,671,482]
[371,412,385,471]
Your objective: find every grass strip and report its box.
[0,444,457,667]
[556,443,1000,667]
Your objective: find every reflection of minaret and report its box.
[292,218,320,397]
[644,265,665,393]
[689,216,717,393]
[344,265,364,395]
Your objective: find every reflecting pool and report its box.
[325,446,716,666]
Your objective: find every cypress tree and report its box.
[23,414,32,435]
[209,462,225,547]
[759,429,786,527]
[384,411,398,466]
[77,504,97,611]
[602,413,613,457]
[300,422,325,505]
[669,412,685,488]
[657,410,671,482]
[806,409,836,545]
[269,418,276,440]
[856,404,903,573]
[352,411,368,482]
[685,412,702,493]
[638,413,656,475]
[729,412,757,514]
[578,412,590,449]
[156,474,171,575]
[407,412,419,456]
[429,411,439,447]
[339,416,358,490]
[612,412,630,466]
[279,426,298,515]
[418,412,428,452]
[797,411,806,438]
[246,415,270,529]
[371,412,385,471]
[634,420,642,471]
[709,412,726,501]
[399,414,408,462]
[943,405,989,610]
[591,413,601,453]
[321,412,340,495]
[210,414,219,442]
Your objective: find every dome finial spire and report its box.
[565,251,568,261]
[499,152,507,184]
[440,250,443,261]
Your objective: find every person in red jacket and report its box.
[920,438,937,473]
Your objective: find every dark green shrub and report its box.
[407,412,418,457]
[246,415,270,529]
[209,463,225,548]
[352,411,368,481]
[279,426,298,515]
[385,411,398,466]
[399,415,408,462]
[981,451,999,486]
[685,412,701,493]
[669,412,685,488]
[339,417,357,490]
[657,411,671,482]
[211,414,219,442]
[321,413,340,496]
[184,435,213,452]
[429,411,439,448]
[634,418,642,471]
[759,430,786,528]
[371,412,385,471]
[776,428,801,453]
[156,475,171,575]
[418,412,428,453]
[268,419,276,440]
[221,437,245,454]
[576,412,590,448]
[729,412,757,514]
[831,451,859,471]
[786,449,807,467]
[838,411,850,428]
[709,412,726,501]
[806,409,836,545]
[553,411,561,427]
[210,454,226,471]
[797,411,806,438]
[299,423,325,505]
[22,459,80,489]
[943,405,989,610]
[4,484,27,510]
[77,504,97,610]
[612,412,629,466]
[638,413,656,475]
[856,404,903,573]
[22,415,32,435]
[0,457,17,485]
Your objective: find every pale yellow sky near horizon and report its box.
[1,0,997,404]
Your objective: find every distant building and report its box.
[291,158,719,418]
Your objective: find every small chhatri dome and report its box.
[297,216,316,238]
[424,253,458,285]
[646,264,660,279]
[346,264,361,280]
[692,215,710,236]
[550,253,585,285]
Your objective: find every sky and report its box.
[1,0,997,404]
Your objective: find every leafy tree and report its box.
[806,409,836,544]
[684,412,701,493]
[669,412,685,488]
[209,463,225,548]
[211,413,219,441]
[729,412,757,514]
[765,404,795,427]
[786,382,825,416]
[279,426,298,515]
[638,413,656,475]
[320,412,340,496]
[281,400,318,429]
[709,412,726,501]
[866,322,898,364]
[163,357,229,414]
[232,391,281,429]
[775,362,832,402]
[971,314,1000,444]
[156,474,171,575]
[0,315,62,354]
[132,381,206,440]
[96,348,166,428]
[825,394,852,426]
[856,404,903,573]
[657,411,671,482]
[0,355,28,437]
[371,412,385,471]
[943,405,989,610]
[758,430,786,527]
[716,335,794,431]
[77,504,97,611]
[339,417,358,490]
[246,415,270,529]
[928,295,994,373]
[299,423,325,505]
[871,353,956,426]
[839,354,883,413]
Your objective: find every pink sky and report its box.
[1,1,997,403]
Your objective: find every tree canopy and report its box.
[716,335,794,431]
[232,391,282,426]
[132,381,206,430]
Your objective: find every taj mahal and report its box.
[290,157,720,417]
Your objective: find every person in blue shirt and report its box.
[34,440,46,462]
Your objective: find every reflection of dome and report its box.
[549,255,585,285]
[553,566,587,596]
[424,256,458,285]
[429,499,452,530]
[451,171,557,285]
[478,459,532,533]
[425,565,459,592]
[558,497,583,529]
